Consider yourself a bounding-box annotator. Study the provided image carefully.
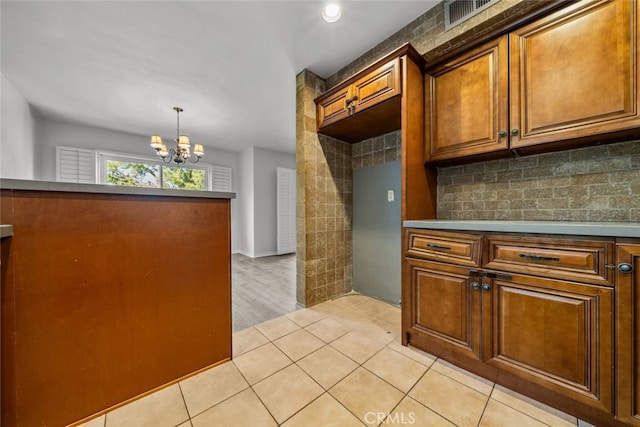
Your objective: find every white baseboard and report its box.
[233,249,279,258]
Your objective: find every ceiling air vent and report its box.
[444,0,500,30]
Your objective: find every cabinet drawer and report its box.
[485,235,614,285]
[405,229,482,267]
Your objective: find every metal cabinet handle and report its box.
[619,263,635,273]
[427,243,452,250]
[471,281,480,290]
[511,129,519,136]
[498,130,507,138]
[481,284,490,291]
[519,253,560,262]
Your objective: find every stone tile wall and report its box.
[437,141,640,222]
[352,131,401,169]
[296,70,353,307]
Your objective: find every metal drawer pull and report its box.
[482,284,490,291]
[519,253,560,262]
[428,243,452,250]
[471,281,480,290]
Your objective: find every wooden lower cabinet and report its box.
[405,258,481,362]
[488,275,613,413]
[616,243,640,425]
[403,228,632,425]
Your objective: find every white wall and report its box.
[33,117,242,252]
[237,147,255,256]
[252,147,296,256]
[1,73,36,179]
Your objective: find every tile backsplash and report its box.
[437,140,640,222]
[352,131,401,169]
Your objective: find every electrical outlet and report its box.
[387,190,395,202]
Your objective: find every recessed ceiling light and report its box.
[322,3,342,23]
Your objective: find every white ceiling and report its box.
[1,0,438,154]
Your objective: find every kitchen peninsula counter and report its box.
[1,179,234,427]
[404,219,640,238]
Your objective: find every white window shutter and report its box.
[56,146,96,183]
[212,165,232,192]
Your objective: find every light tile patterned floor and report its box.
[79,294,590,427]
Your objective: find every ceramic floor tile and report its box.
[409,370,489,427]
[330,367,404,426]
[330,330,386,364]
[386,340,437,367]
[180,362,249,417]
[363,347,427,393]
[232,342,292,384]
[329,307,376,326]
[252,364,324,424]
[297,345,359,389]
[255,316,301,340]
[273,329,325,361]
[105,384,189,427]
[281,393,365,427]
[479,400,548,427]
[305,316,355,343]
[373,305,401,325]
[309,300,345,316]
[491,385,577,426]
[352,322,396,345]
[232,326,269,357]
[431,359,494,396]
[369,318,401,339]
[286,308,327,327]
[176,422,191,427]
[191,388,276,427]
[76,415,105,427]
[385,397,455,427]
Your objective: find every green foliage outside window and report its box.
[106,160,205,190]
[162,166,205,190]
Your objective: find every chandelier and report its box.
[150,106,204,164]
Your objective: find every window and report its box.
[57,148,232,192]
[98,152,220,191]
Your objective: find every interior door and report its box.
[276,167,296,255]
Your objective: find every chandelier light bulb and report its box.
[322,3,342,23]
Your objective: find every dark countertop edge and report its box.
[0,179,236,200]
[403,220,640,238]
[0,225,13,238]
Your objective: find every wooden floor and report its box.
[232,253,298,332]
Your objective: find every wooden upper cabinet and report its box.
[425,35,509,162]
[424,0,639,163]
[316,57,401,142]
[317,58,400,135]
[315,45,424,143]
[510,0,640,150]
[316,86,351,129]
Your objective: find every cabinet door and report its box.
[487,275,613,413]
[405,258,482,362]
[351,58,400,115]
[510,0,640,150]
[317,85,351,130]
[616,243,640,425]
[425,35,509,163]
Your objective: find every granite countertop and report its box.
[403,220,640,238]
[0,179,235,200]
[0,225,13,238]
